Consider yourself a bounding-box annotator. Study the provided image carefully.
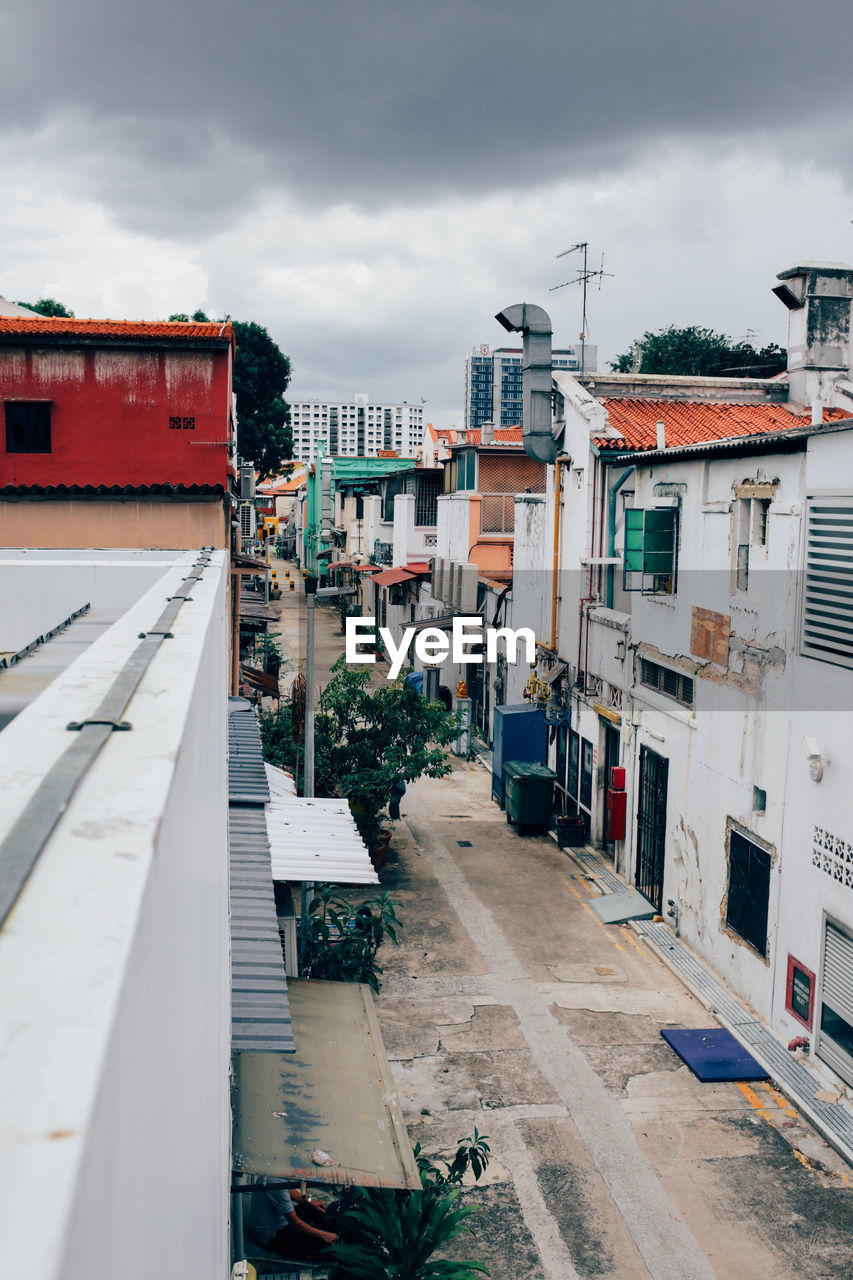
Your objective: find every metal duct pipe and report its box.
[494,302,555,463]
[320,458,333,541]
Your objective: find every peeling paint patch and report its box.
[165,351,213,397]
[32,349,85,386]
[0,349,27,388]
[94,351,159,402]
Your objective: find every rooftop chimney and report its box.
[494,303,555,463]
[656,418,666,450]
[482,419,494,445]
[774,261,853,409]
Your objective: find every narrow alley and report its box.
[273,577,853,1280]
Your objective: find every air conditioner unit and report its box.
[239,461,256,499]
[448,561,460,610]
[239,502,256,543]
[431,557,442,600]
[459,564,478,613]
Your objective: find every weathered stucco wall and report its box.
[0,497,229,548]
[0,342,232,490]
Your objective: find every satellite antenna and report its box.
[549,242,613,378]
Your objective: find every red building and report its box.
[0,316,236,548]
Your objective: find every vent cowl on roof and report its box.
[494,303,555,463]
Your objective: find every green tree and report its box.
[610,325,786,378]
[231,320,292,478]
[15,298,74,317]
[168,313,293,477]
[315,658,457,849]
[168,310,212,322]
[259,658,457,848]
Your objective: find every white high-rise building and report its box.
[290,394,424,462]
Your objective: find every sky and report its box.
[2,0,853,429]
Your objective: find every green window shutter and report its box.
[624,509,645,571]
[643,508,676,577]
[623,508,677,591]
[623,508,645,589]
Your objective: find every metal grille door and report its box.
[636,746,668,911]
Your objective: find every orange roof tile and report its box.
[595,399,853,452]
[0,315,235,349]
[262,469,307,494]
[458,426,523,446]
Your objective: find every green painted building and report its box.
[303,447,417,576]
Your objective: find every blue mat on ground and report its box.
[661,1028,770,1081]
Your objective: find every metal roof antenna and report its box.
[549,242,613,379]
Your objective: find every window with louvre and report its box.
[801,496,853,668]
[623,508,678,593]
[639,658,694,707]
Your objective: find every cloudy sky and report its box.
[2,0,853,428]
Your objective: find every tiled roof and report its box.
[0,482,226,496]
[261,468,307,494]
[458,426,523,446]
[595,399,853,452]
[0,316,235,348]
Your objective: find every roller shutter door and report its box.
[817,919,853,1085]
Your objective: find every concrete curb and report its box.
[563,843,853,1171]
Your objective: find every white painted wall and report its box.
[436,494,472,563]
[393,493,415,566]
[770,429,853,1076]
[0,553,175,651]
[0,553,230,1280]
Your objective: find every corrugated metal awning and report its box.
[408,610,484,633]
[229,701,293,1053]
[229,807,295,1053]
[231,979,420,1189]
[265,764,378,885]
[229,698,272,805]
[371,567,417,588]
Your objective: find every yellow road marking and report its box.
[736,1081,775,1123]
[760,1082,798,1119]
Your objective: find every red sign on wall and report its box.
[785,954,815,1029]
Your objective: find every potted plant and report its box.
[555,809,589,848]
[330,1129,492,1278]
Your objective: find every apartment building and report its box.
[290,393,424,462]
[464,343,596,431]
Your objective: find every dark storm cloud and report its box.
[3,0,853,231]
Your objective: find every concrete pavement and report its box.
[378,767,853,1279]
[271,573,853,1280]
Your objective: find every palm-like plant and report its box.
[330,1131,491,1279]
